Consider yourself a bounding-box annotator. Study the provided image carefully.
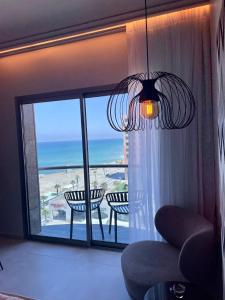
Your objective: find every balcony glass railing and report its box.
[38,164,128,244]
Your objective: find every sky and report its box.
[34,95,122,142]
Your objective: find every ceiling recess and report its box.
[0,0,208,54]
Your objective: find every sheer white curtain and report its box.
[211,0,225,297]
[127,6,216,242]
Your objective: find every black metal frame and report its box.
[64,189,105,240]
[107,0,196,132]
[15,84,128,249]
[107,72,196,132]
[106,192,129,243]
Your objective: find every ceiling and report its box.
[0,0,207,49]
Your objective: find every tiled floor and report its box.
[0,238,130,300]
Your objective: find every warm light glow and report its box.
[0,24,126,56]
[140,100,159,119]
[127,4,210,31]
[0,4,210,57]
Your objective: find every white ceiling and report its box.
[0,0,207,49]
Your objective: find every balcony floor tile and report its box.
[40,223,129,244]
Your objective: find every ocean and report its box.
[37,139,124,170]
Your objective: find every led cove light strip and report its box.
[0,24,126,56]
[0,4,210,57]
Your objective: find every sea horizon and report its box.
[38,137,122,143]
[37,138,124,172]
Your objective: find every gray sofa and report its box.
[121,205,216,300]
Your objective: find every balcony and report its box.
[38,164,129,244]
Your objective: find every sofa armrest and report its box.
[178,229,216,285]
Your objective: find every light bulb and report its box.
[140,100,159,119]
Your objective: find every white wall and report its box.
[0,31,128,237]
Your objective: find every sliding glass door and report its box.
[86,95,128,244]
[18,88,128,247]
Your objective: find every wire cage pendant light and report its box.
[107,0,195,132]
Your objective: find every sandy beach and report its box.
[39,167,127,197]
[39,166,128,227]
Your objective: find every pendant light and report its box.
[107,0,195,132]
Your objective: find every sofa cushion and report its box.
[155,206,213,249]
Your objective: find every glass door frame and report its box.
[16,84,127,249]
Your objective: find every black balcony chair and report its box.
[106,192,129,243]
[64,189,105,240]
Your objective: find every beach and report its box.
[39,166,127,197]
[38,139,128,229]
